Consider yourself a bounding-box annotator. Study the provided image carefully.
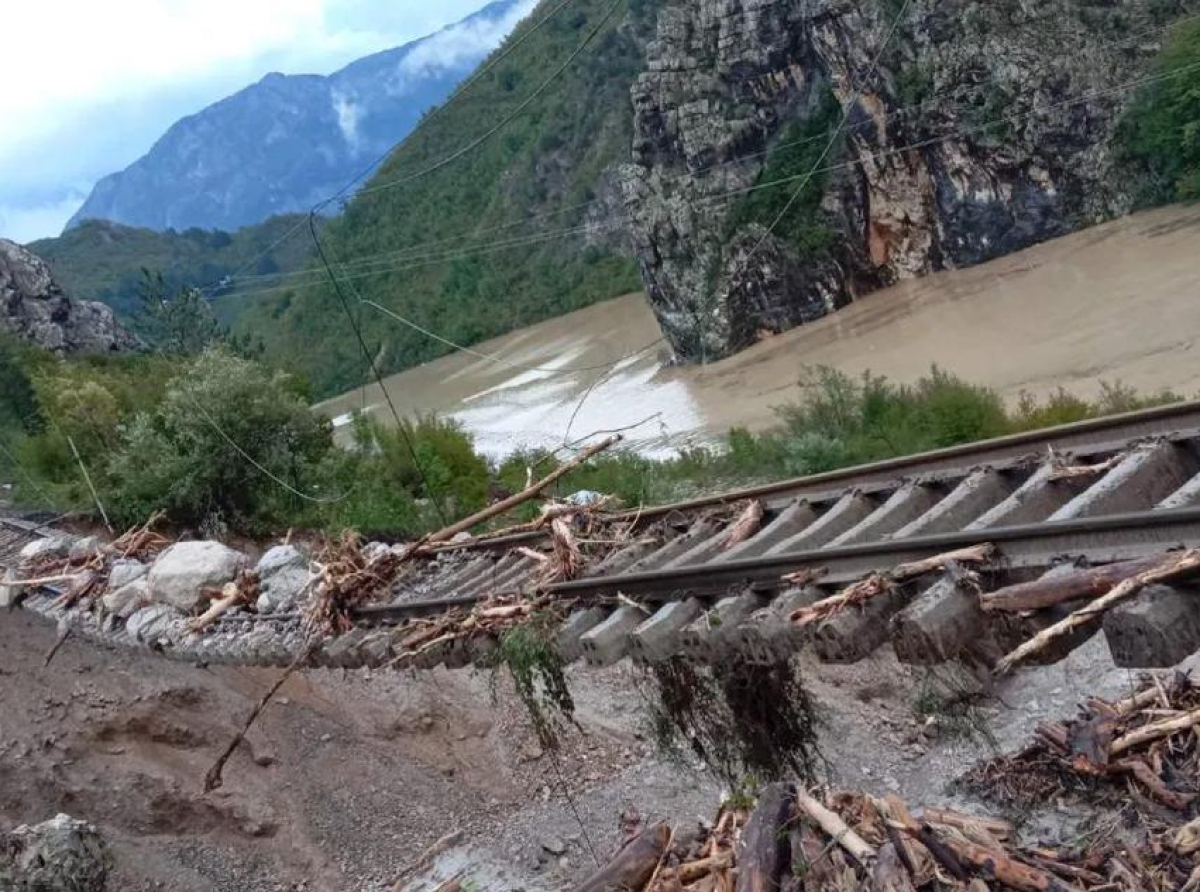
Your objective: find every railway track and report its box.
[9,400,1200,674]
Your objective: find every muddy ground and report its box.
[0,607,1161,890]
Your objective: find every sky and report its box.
[1,0,504,244]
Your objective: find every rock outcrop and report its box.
[1,813,111,891]
[622,0,1186,360]
[0,239,137,355]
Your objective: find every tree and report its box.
[1119,19,1200,203]
[134,269,223,354]
[106,349,334,529]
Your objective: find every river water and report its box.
[316,203,1200,458]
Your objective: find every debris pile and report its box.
[966,672,1200,817]
[582,772,1199,891]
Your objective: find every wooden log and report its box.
[871,843,917,891]
[995,550,1200,675]
[793,544,994,627]
[735,782,795,892]
[980,555,1169,613]
[794,789,875,866]
[1110,706,1200,756]
[935,835,1072,892]
[428,435,621,545]
[723,501,765,551]
[919,808,1013,843]
[576,823,671,892]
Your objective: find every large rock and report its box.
[18,536,71,564]
[101,578,149,620]
[0,239,137,355]
[254,545,311,615]
[621,0,1179,361]
[0,813,111,891]
[125,603,188,645]
[146,541,247,612]
[107,558,147,591]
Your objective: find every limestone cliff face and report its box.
[622,0,1185,361]
[0,240,138,355]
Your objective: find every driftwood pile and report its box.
[12,513,169,609]
[579,771,1198,891]
[966,674,1200,865]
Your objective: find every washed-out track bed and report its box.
[10,401,1200,675]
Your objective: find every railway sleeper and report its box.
[732,586,823,665]
[679,592,768,663]
[581,605,644,667]
[629,599,703,663]
[812,585,913,664]
[557,606,610,663]
[714,498,819,563]
[966,462,1093,530]
[827,481,945,548]
[891,468,1018,539]
[1049,439,1199,521]
[891,572,986,665]
[1103,582,1200,668]
[766,491,877,555]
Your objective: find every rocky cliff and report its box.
[0,239,137,354]
[621,0,1188,361]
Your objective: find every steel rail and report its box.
[437,399,1200,553]
[352,505,1200,622]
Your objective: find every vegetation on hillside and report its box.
[225,0,656,397]
[28,216,313,320]
[1,338,1184,540]
[1119,17,1200,204]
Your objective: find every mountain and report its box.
[225,0,654,395]
[66,0,536,234]
[620,0,1194,362]
[228,0,1191,398]
[0,239,137,355]
[41,0,1196,399]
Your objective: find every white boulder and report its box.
[146,541,247,612]
[101,578,149,620]
[18,536,70,563]
[254,544,311,614]
[68,536,102,561]
[107,558,147,590]
[0,568,24,609]
[125,604,188,645]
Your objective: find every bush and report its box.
[1118,18,1200,204]
[105,349,333,531]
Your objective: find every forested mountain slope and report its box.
[226,0,656,395]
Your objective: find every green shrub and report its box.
[1118,18,1200,204]
[105,349,333,531]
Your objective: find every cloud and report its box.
[394,0,539,86]
[0,193,87,245]
[331,91,363,152]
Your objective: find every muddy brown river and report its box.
[317,204,1200,457]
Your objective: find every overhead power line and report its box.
[220,52,1200,306]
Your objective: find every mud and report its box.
[318,203,1200,456]
[1,601,1169,890]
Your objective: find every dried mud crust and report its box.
[0,606,1164,890]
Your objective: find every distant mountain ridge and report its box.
[66,0,534,234]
